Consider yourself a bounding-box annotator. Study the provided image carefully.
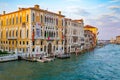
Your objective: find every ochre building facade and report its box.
[0,5,65,56]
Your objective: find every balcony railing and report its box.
[7,37,17,40]
[35,36,44,39]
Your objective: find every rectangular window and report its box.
[41,41,43,45]
[33,41,35,45]
[12,18,14,25]
[32,48,35,52]
[20,16,22,23]
[23,41,25,45]
[27,15,29,22]
[20,41,21,45]
[41,48,42,51]
[27,41,28,45]
[16,17,18,24]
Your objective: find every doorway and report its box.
[48,43,52,54]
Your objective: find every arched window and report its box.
[9,30,11,37]
[41,30,42,37]
[9,18,11,25]
[16,30,18,37]
[52,18,54,23]
[1,31,2,38]
[16,17,18,24]
[27,14,29,22]
[20,30,22,38]
[54,32,55,37]
[27,29,29,38]
[1,20,3,26]
[49,32,51,37]
[44,31,46,37]
[62,19,64,26]
[6,19,8,25]
[53,46,55,51]
[12,30,14,37]
[56,18,58,25]
[45,16,46,23]
[44,46,46,52]
[12,18,14,25]
[48,17,50,23]
[41,15,43,23]
[32,13,35,22]
[51,32,53,37]
[20,16,22,23]
[47,17,48,22]
[56,32,58,37]
[6,31,8,38]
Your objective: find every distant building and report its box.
[64,19,84,53]
[116,36,120,44]
[110,38,116,44]
[84,30,96,49]
[84,25,98,47]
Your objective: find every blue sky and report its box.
[0,0,120,40]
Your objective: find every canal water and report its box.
[0,44,120,80]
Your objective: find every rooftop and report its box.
[84,25,96,28]
[0,4,65,17]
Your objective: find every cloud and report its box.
[86,14,120,40]
[108,6,120,14]
[0,2,9,13]
[74,8,90,16]
[0,2,8,7]
[97,14,120,27]
[109,0,120,3]
[63,6,90,18]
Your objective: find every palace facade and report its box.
[64,19,84,53]
[0,5,65,56]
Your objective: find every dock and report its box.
[0,54,18,62]
[36,57,55,63]
[57,54,70,59]
[23,58,37,62]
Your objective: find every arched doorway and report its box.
[48,43,52,54]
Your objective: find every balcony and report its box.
[47,37,55,40]
[7,37,17,40]
[35,36,44,39]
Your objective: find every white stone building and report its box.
[64,19,84,53]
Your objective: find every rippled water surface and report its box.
[0,44,120,80]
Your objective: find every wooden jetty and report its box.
[57,54,70,59]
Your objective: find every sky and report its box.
[0,0,120,40]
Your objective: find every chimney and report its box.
[3,11,5,15]
[58,11,61,15]
[34,4,40,9]
[18,7,22,10]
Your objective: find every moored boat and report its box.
[57,54,70,59]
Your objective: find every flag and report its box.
[45,33,50,40]
[62,35,64,39]
[48,36,50,40]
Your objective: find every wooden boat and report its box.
[57,54,70,59]
[44,57,55,61]
[24,58,37,62]
[36,58,48,63]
